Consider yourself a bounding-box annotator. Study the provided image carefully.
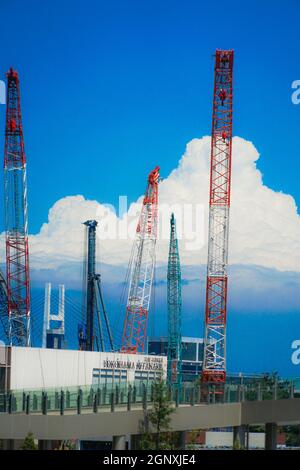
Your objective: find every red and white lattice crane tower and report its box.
[202,50,234,385]
[4,68,31,346]
[121,166,160,354]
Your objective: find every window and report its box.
[135,371,148,381]
[0,367,6,391]
[198,343,204,362]
[92,368,127,385]
[134,371,162,383]
[148,341,168,356]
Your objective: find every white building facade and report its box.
[0,346,167,391]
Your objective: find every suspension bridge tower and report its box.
[167,213,182,387]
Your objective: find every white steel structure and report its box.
[42,283,65,348]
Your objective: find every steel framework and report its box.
[79,220,114,352]
[4,68,31,346]
[167,213,182,387]
[121,166,159,354]
[202,50,234,385]
[0,270,9,343]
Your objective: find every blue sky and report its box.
[0,0,300,232]
[0,0,300,376]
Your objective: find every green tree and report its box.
[140,381,175,450]
[21,432,38,450]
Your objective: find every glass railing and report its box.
[0,378,299,415]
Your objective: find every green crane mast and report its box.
[167,213,182,387]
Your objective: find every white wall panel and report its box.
[10,347,167,390]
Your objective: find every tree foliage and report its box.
[139,381,175,450]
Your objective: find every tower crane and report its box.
[78,220,114,352]
[4,68,31,346]
[167,213,182,387]
[202,50,234,387]
[121,166,160,354]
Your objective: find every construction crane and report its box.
[121,166,160,354]
[42,283,65,349]
[202,50,234,387]
[0,271,9,343]
[4,68,31,346]
[167,213,182,387]
[78,220,114,352]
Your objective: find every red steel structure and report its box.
[4,68,31,346]
[121,166,159,353]
[202,50,234,385]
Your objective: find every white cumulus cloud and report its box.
[18,136,300,273]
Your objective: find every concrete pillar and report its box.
[265,423,277,450]
[245,425,250,450]
[178,431,186,450]
[75,439,81,450]
[112,435,126,450]
[233,425,246,449]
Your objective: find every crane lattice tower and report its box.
[121,166,160,354]
[4,68,31,346]
[202,50,234,386]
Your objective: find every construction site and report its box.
[0,49,299,452]
[0,52,233,384]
